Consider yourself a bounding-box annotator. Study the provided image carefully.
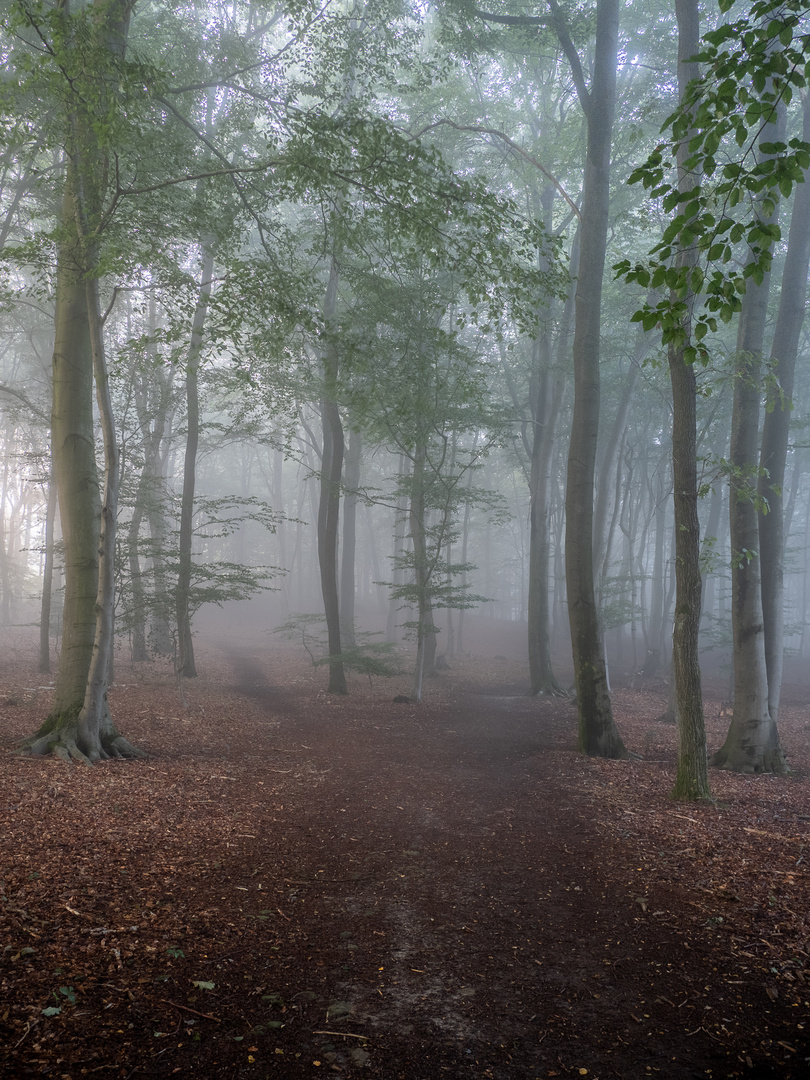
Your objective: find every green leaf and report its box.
[192,980,215,990]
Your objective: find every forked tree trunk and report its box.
[21,0,140,761]
[70,273,141,762]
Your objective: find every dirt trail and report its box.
[1,640,808,1079]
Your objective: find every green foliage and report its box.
[317,636,405,685]
[115,493,284,650]
[616,0,810,359]
[386,553,489,613]
[273,613,328,666]
[273,615,403,684]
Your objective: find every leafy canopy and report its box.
[615,0,810,362]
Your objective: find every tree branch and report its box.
[545,0,591,116]
[0,382,49,423]
[473,7,545,28]
[411,119,580,219]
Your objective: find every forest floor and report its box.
[1,627,810,1080]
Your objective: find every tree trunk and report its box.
[668,0,710,800]
[527,222,576,696]
[712,102,787,775]
[128,496,148,661]
[318,256,348,694]
[22,0,139,760]
[757,91,810,725]
[175,242,215,678]
[340,427,361,648]
[561,0,628,757]
[47,177,101,717]
[38,456,57,674]
[386,455,409,643]
[132,299,175,657]
[528,360,566,695]
[409,438,435,702]
[70,271,140,762]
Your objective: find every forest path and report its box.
[0,639,807,1079]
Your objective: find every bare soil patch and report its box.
[1,629,809,1079]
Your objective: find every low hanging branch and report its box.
[411,119,581,220]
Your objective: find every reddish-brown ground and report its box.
[1,627,809,1080]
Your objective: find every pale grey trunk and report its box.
[528,224,576,696]
[175,242,215,678]
[409,439,433,702]
[340,427,361,648]
[712,101,787,775]
[387,454,409,643]
[39,456,57,674]
[318,255,347,694]
[558,0,629,756]
[757,92,810,725]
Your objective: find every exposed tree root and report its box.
[18,727,146,765]
[528,681,569,699]
[710,745,788,775]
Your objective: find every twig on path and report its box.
[312,1031,369,1040]
[14,1020,37,1049]
[159,999,221,1022]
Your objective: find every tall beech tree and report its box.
[556,0,630,757]
[16,0,142,761]
[473,0,631,755]
[713,100,788,775]
[667,0,710,800]
[757,91,810,727]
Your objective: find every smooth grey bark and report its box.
[757,92,810,725]
[340,427,361,648]
[699,427,728,633]
[387,454,409,644]
[22,0,141,761]
[130,300,175,658]
[408,438,438,701]
[318,255,348,694]
[592,302,656,589]
[556,0,629,756]
[527,360,566,695]
[39,455,57,674]
[712,102,787,775]
[668,0,710,800]
[71,269,141,760]
[527,220,576,696]
[643,465,668,674]
[175,241,215,678]
[0,449,13,624]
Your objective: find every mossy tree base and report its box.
[18,704,145,766]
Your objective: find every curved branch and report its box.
[412,119,580,220]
